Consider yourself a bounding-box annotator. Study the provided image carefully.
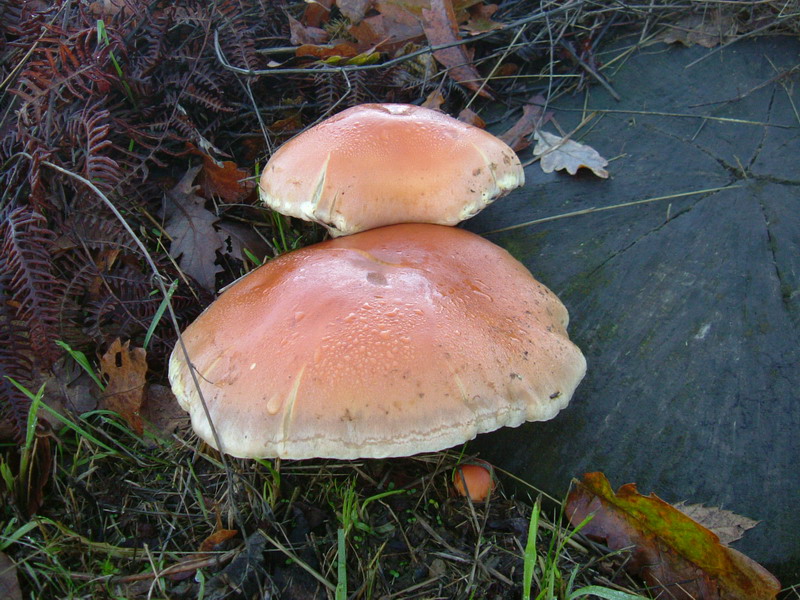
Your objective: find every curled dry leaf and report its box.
[457,107,485,128]
[533,130,609,178]
[567,472,781,600]
[199,529,239,552]
[421,90,446,110]
[499,98,549,152]
[422,0,493,99]
[100,339,147,435]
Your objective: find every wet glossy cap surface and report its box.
[168,224,585,459]
[259,104,524,236]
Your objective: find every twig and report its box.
[558,40,621,101]
[67,549,239,583]
[480,185,742,235]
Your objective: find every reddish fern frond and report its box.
[177,84,236,113]
[63,104,123,193]
[0,296,33,445]
[14,26,120,126]
[0,206,63,364]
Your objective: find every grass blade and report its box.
[523,497,541,600]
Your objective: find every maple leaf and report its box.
[421,0,493,99]
[99,339,147,435]
[165,166,223,291]
[567,472,781,600]
[533,130,609,178]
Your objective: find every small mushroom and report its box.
[259,103,524,237]
[169,224,585,460]
[453,460,495,502]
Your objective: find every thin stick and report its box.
[480,184,742,235]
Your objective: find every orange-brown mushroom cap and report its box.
[168,224,585,459]
[258,104,524,236]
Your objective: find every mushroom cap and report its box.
[168,223,585,459]
[258,103,524,236]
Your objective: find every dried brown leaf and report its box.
[349,13,424,52]
[99,339,147,434]
[421,90,446,110]
[289,15,329,46]
[0,552,22,600]
[533,130,609,178]
[337,0,374,22]
[659,11,739,48]
[296,42,360,60]
[199,529,239,552]
[421,0,493,99]
[141,384,189,439]
[499,100,548,152]
[303,0,334,27]
[463,3,503,34]
[674,502,759,546]
[199,156,255,204]
[457,107,484,128]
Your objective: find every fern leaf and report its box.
[0,206,63,364]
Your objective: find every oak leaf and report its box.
[567,472,781,600]
[165,166,223,291]
[100,339,147,435]
[533,130,609,178]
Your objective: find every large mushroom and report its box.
[169,224,585,460]
[259,103,524,237]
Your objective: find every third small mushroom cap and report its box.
[259,103,524,236]
[169,223,586,460]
